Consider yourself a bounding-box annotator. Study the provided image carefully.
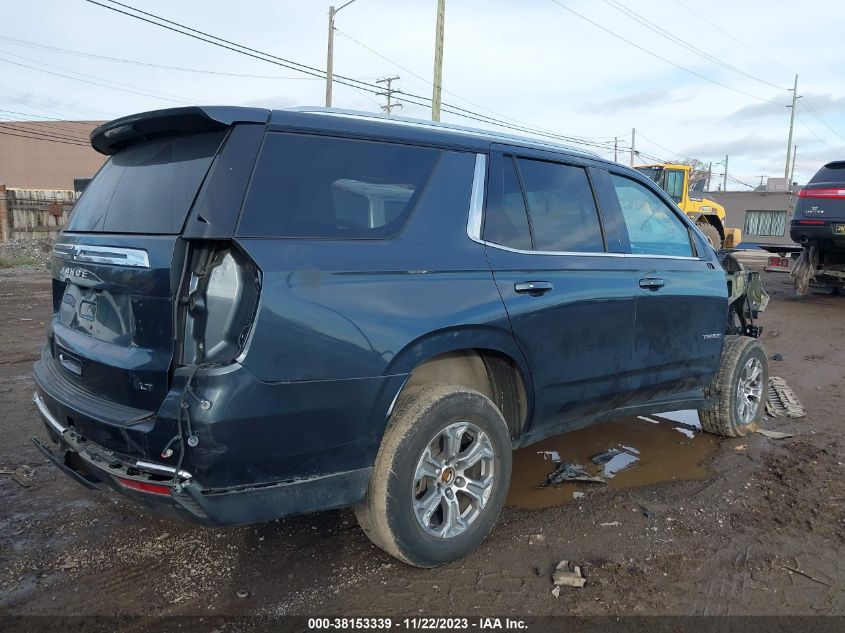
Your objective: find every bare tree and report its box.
[681,158,710,191]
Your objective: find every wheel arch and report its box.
[383,327,534,440]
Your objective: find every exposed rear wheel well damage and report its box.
[403,349,528,439]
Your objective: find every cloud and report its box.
[683,134,785,158]
[584,90,691,114]
[727,100,789,122]
[799,93,845,114]
[241,94,298,109]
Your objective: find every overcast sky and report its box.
[2,0,844,189]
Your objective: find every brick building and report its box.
[0,120,106,190]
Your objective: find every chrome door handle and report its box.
[514,281,553,295]
[639,278,665,290]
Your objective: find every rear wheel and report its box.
[355,384,512,567]
[699,336,768,437]
[697,222,723,250]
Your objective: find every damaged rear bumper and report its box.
[31,391,372,526]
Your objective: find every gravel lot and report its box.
[1,259,843,623]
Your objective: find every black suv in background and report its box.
[791,160,845,293]
[791,160,845,247]
[33,106,768,567]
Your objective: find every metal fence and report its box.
[0,186,78,241]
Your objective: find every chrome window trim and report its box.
[52,244,150,268]
[480,240,705,261]
[466,153,487,242]
[469,157,703,260]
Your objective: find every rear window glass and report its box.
[238,133,441,238]
[65,131,224,234]
[810,162,845,184]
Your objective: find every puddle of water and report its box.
[507,411,716,510]
[651,409,701,427]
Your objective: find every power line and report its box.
[0,51,196,104]
[672,0,792,75]
[375,76,402,114]
[82,0,374,90]
[0,35,326,80]
[634,131,683,160]
[0,121,91,144]
[548,0,780,103]
[795,113,840,151]
[0,120,90,142]
[0,126,89,146]
[0,108,101,136]
[601,0,786,90]
[0,85,114,118]
[801,97,845,142]
[81,0,626,153]
[335,28,618,143]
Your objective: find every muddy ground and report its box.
[1,257,843,623]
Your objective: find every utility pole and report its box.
[630,128,636,167]
[614,137,618,162]
[706,162,712,192]
[431,0,446,121]
[784,74,800,180]
[324,0,358,108]
[789,144,798,191]
[723,154,729,192]
[325,6,336,107]
[376,76,403,114]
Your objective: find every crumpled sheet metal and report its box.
[765,376,806,419]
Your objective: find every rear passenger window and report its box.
[611,174,693,257]
[238,134,441,238]
[483,157,532,250]
[516,159,604,253]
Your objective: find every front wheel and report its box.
[699,336,768,437]
[355,385,512,567]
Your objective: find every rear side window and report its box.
[238,134,441,238]
[516,158,604,252]
[483,157,532,250]
[810,161,845,184]
[66,131,225,234]
[611,174,693,257]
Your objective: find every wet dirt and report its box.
[507,413,715,510]
[2,261,845,621]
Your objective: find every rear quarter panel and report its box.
[237,151,515,384]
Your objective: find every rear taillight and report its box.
[178,243,260,365]
[116,477,172,496]
[797,220,826,225]
[798,187,845,198]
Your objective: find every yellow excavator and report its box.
[634,163,740,249]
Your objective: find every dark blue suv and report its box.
[32,106,768,566]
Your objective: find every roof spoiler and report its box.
[90,106,270,155]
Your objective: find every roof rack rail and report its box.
[286,106,600,159]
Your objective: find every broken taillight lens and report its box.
[178,243,261,365]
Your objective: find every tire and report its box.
[699,336,768,437]
[697,222,724,250]
[355,384,512,567]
